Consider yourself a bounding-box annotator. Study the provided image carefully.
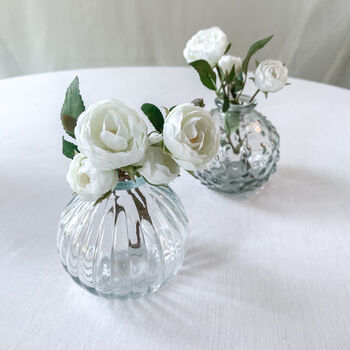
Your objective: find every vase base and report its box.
[62,261,172,300]
[196,164,277,194]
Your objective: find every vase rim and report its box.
[215,94,257,111]
[114,176,146,191]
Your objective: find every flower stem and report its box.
[237,72,249,103]
[216,66,228,100]
[249,89,260,103]
[118,169,131,182]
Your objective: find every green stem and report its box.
[216,66,228,100]
[223,124,235,153]
[234,94,240,104]
[249,89,260,103]
[237,72,248,103]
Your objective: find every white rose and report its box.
[67,153,118,202]
[254,59,288,93]
[183,27,228,67]
[163,104,220,171]
[148,132,163,145]
[75,99,148,170]
[137,146,180,185]
[218,55,242,74]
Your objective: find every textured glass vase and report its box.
[57,177,188,299]
[197,96,280,193]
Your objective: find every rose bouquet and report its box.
[61,77,219,203]
[57,77,220,299]
[184,27,289,113]
[183,27,288,193]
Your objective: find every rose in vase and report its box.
[60,78,220,202]
[75,99,148,170]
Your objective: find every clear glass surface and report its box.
[57,177,188,299]
[197,96,280,193]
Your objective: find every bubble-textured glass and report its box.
[197,96,280,193]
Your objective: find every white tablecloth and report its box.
[1,67,350,350]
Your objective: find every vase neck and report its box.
[215,94,257,115]
[114,177,146,191]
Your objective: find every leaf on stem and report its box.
[191,98,205,107]
[141,103,164,132]
[62,137,79,159]
[225,65,236,84]
[120,165,137,181]
[60,76,85,138]
[233,72,244,93]
[94,190,112,206]
[61,115,77,137]
[242,35,273,75]
[224,43,232,55]
[189,60,216,91]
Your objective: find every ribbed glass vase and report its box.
[197,95,280,193]
[57,177,188,299]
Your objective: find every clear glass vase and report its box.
[57,177,188,299]
[197,95,280,193]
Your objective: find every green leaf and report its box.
[263,91,269,99]
[226,66,236,84]
[223,94,229,113]
[224,111,240,135]
[61,114,77,138]
[169,105,177,112]
[233,72,244,93]
[94,190,112,206]
[60,76,85,138]
[62,137,79,159]
[224,43,232,55]
[189,59,216,91]
[242,35,273,74]
[120,165,137,181]
[217,66,225,81]
[141,103,164,132]
[255,59,260,68]
[191,98,205,107]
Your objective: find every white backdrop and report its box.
[0,0,349,88]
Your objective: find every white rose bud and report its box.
[67,153,118,202]
[218,55,242,74]
[138,146,180,185]
[183,27,228,67]
[75,99,148,170]
[254,59,288,93]
[163,103,220,171]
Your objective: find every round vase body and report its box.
[197,97,280,193]
[57,178,188,299]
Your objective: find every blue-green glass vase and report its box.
[197,96,280,193]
